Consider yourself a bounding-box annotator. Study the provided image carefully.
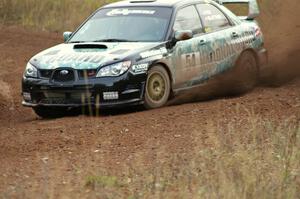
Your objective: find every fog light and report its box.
[103,92,119,100]
[23,92,31,101]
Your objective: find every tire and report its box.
[144,65,171,109]
[229,51,258,94]
[33,107,67,118]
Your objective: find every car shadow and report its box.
[57,105,146,118]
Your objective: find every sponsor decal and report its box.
[202,10,213,15]
[106,9,156,16]
[204,14,223,21]
[42,52,104,64]
[140,47,167,58]
[131,63,149,74]
[181,31,256,71]
[109,49,129,55]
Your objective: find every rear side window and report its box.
[173,6,203,35]
[197,4,230,32]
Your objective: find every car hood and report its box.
[30,42,163,70]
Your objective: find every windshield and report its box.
[69,7,173,43]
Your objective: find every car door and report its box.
[171,5,207,90]
[195,3,238,80]
[172,3,237,90]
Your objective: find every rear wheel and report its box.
[229,51,258,94]
[33,107,67,118]
[144,65,171,109]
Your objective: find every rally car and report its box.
[22,0,268,118]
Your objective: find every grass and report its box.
[79,112,299,199]
[85,175,121,189]
[1,106,297,198]
[6,109,296,199]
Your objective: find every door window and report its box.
[197,4,230,32]
[173,6,203,35]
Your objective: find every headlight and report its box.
[96,61,131,77]
[24,62,38,78]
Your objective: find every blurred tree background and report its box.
[0,0,117,32]
[0,0,285,32]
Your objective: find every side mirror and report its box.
[63,31,73,42]
[175,30,193,41]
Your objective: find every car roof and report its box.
[103,0,214,8]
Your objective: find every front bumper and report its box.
[22,71,146,108]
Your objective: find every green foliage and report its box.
[0,0,283,32]
[0,0,117,31]
[86,175,121,188]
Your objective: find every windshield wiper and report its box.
[93,39,136,42]
[68,41,86,43]
[69,39,137,43]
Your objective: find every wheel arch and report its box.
[240,48,259,70]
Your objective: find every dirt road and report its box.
[0,1,299,197]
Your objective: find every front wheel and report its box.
[144,65,171,109]
[33,107,68,118]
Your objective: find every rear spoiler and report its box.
[213,0,260,20]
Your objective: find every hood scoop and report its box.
[73,44,108,50]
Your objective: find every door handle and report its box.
[199,39,206,45]
[232,32,239,38]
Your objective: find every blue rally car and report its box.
[22,0,268,118]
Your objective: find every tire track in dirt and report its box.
[0,69,15,124]
[0,79,14,105]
